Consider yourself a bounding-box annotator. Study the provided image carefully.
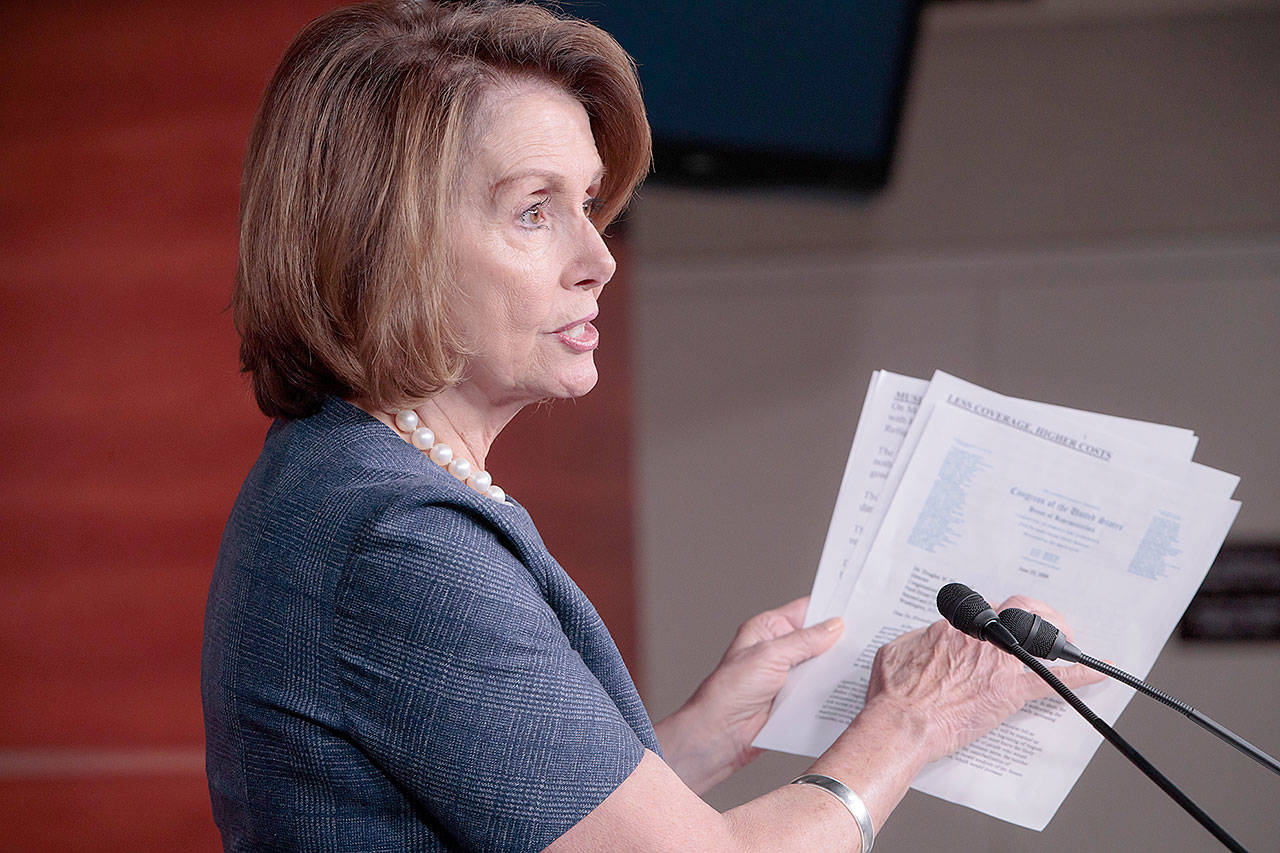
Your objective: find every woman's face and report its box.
[446,78,616,411]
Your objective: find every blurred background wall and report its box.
[634,2,1279,851]
[1,1,1275,851]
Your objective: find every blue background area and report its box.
[565,1,914,159]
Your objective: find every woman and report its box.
[202,2,1100,850]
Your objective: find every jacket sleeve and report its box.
[333,495,645,852]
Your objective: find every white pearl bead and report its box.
[394,409,419,432]
[410,427,435,450]
[398,416,505,504]
[467,470,492,493]
[428,443,453,466]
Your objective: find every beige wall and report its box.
[630,4,1279,851]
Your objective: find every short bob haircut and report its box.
[234,0,651,419]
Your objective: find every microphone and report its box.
[935,582,1020,650]
[934,585,1248,850]
[996,606,1083,662]
[1000,607,1280,778]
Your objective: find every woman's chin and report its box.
[555,363,599,399]
[491,365,599,408]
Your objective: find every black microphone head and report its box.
[937,583,990,639]
[937,582,974,621]
[999,608,1057,658]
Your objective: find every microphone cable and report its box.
[1003,642,1249,853]
[999,607,1280,777]
[937,584,1249,851]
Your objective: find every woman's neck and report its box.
[355,384,519,473]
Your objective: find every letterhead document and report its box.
[758,372,1239,830]
[803,371,1204,628]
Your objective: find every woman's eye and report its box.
[583,197,604,219]
[519,200,549,227]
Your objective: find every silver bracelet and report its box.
[790,773,875,852]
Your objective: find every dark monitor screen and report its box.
[563,1,926,192]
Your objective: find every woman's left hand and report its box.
[654,597,843,794]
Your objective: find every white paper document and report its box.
[801,370,929,627]
[802,371,1207,627]
[757,371,1239,830]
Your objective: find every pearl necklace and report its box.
[390,409,506,504]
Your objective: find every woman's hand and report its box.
[655,596,843,793]
[865,595,1105,763]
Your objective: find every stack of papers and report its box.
[753,370,1240,830]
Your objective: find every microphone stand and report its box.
[1002,642,1250,853]
[1075,653,1280,777]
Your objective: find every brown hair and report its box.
[234,0,650,419]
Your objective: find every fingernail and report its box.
[821,617,843,633]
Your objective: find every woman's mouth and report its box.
[555,320,599,352]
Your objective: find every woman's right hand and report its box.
[865,595,1105,763]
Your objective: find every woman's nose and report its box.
[567,215,616,292]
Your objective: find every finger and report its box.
[996,595,1076,642]
[1018,661,1107,700]
[764,617,844,668]
[1051,662,1107,691]
[997,595,1061,622]
[774,596,810,630]
[730,597,816,650]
